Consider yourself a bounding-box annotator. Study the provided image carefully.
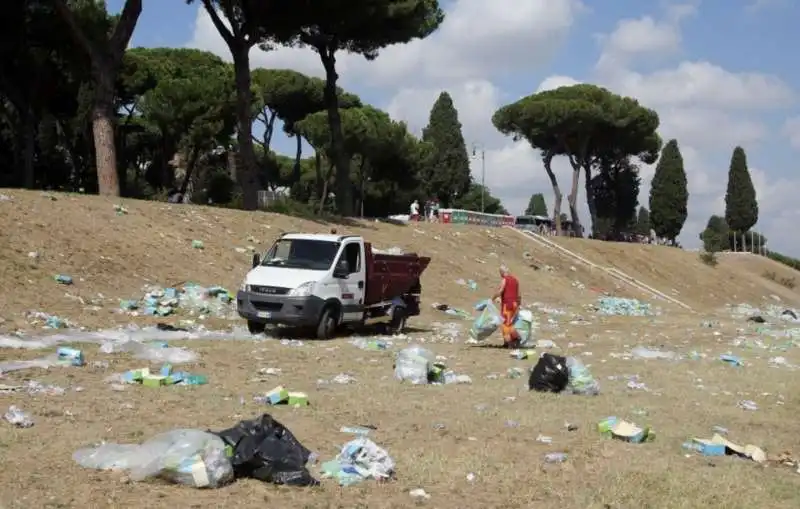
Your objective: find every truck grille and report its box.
[250,285,289,295]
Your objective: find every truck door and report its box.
[334,240,366,322]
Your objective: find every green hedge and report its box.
[765,251,800,272]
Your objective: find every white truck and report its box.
[236,232,431,339]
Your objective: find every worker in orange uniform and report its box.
[492,265,521,348]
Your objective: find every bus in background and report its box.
[514,215,553,234]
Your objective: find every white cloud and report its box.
[783,117,800,149]
[536,75,580,93]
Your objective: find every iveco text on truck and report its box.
[236,233,431,339]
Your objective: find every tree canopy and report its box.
[724,146,758,233]
[524,193,548,217]
[649,139,688,242]
[492,84,660,236]
[421,92,471,207]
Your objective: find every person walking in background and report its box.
[431,198,440,222]
[410,199,420,221]
[492,265,521,348]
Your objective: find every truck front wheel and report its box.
[316,306,338,340]
[247,320,266,334]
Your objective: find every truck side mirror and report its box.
[252,253,260,268]
[333,260,348,278]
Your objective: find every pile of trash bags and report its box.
[469,300,535,344]
[72,413,318,488]
[528,353,599,395]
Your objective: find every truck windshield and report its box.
[261,239,340,270]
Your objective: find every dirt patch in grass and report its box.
[1,190,799,508]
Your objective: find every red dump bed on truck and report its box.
[363,243,430,306]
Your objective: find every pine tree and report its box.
[648,139,688,242]
[724,146,758,234]
[421,92,471,206]
[524,193,548,216]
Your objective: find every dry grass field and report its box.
[1,189,799,509]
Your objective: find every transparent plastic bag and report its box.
[514,310,534,346]
[470,300,502,341]
[566,356,600,395]
[99,340,198,364]
[394,346,434,384]
[73,429,233,488]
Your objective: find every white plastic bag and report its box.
[73,429,233,488]
[394,346,434,384]
[100,340,198,364]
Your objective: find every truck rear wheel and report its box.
[316,306,337,340]
[247,320,266,334]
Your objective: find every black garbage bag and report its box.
[529,353,569,393]
[214,413,319,486]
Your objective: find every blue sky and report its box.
[112,0,800,255]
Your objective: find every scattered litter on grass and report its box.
[544,452,568,463]
[54,274,73,285]
[595,297,653,316]
[121,284,234,319]
[455,278,478,290]
[566,357,600,395]
[113,204,128,215]
[630,346,677,360]
[4,406,34,427]
[432,303,472,320]
[254,385,308,406]
[683,434,766,462]
[598,417,655,443]
[410,488,430,500]
[720,354,743,367]
[351,337,389,350]
[318,373,357,386]
[107,365,207,387]
[738,400,758,411]
[321,437,395,486]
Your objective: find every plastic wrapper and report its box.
[469,300,502,341]
[394,345,434,384]
[566,356,600,395]
[72,429,233,488]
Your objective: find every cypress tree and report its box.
[524,193,548,216]
[648,139,688,242]
[635,206,650,236]
[724,146,758,234]
[421,92,471,206]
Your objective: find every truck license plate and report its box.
[257,311,271,319]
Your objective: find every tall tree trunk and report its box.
[565,155,582,237]
[231,46,259,210]
[319,47,352,216]
[22,107,35,188]
[313,151,323,204]
[179,149,199,196]
[582,164,597,236]
[53,0,142,197]
[293,134,302,186]
[92,71,120,195]
[542,151,563,235]
[319,160,335,215]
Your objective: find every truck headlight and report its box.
[240,282,250,291]
[288,281,314,297]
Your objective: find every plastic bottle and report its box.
[544,453,567,463]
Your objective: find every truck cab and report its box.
[236,233,429,339]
